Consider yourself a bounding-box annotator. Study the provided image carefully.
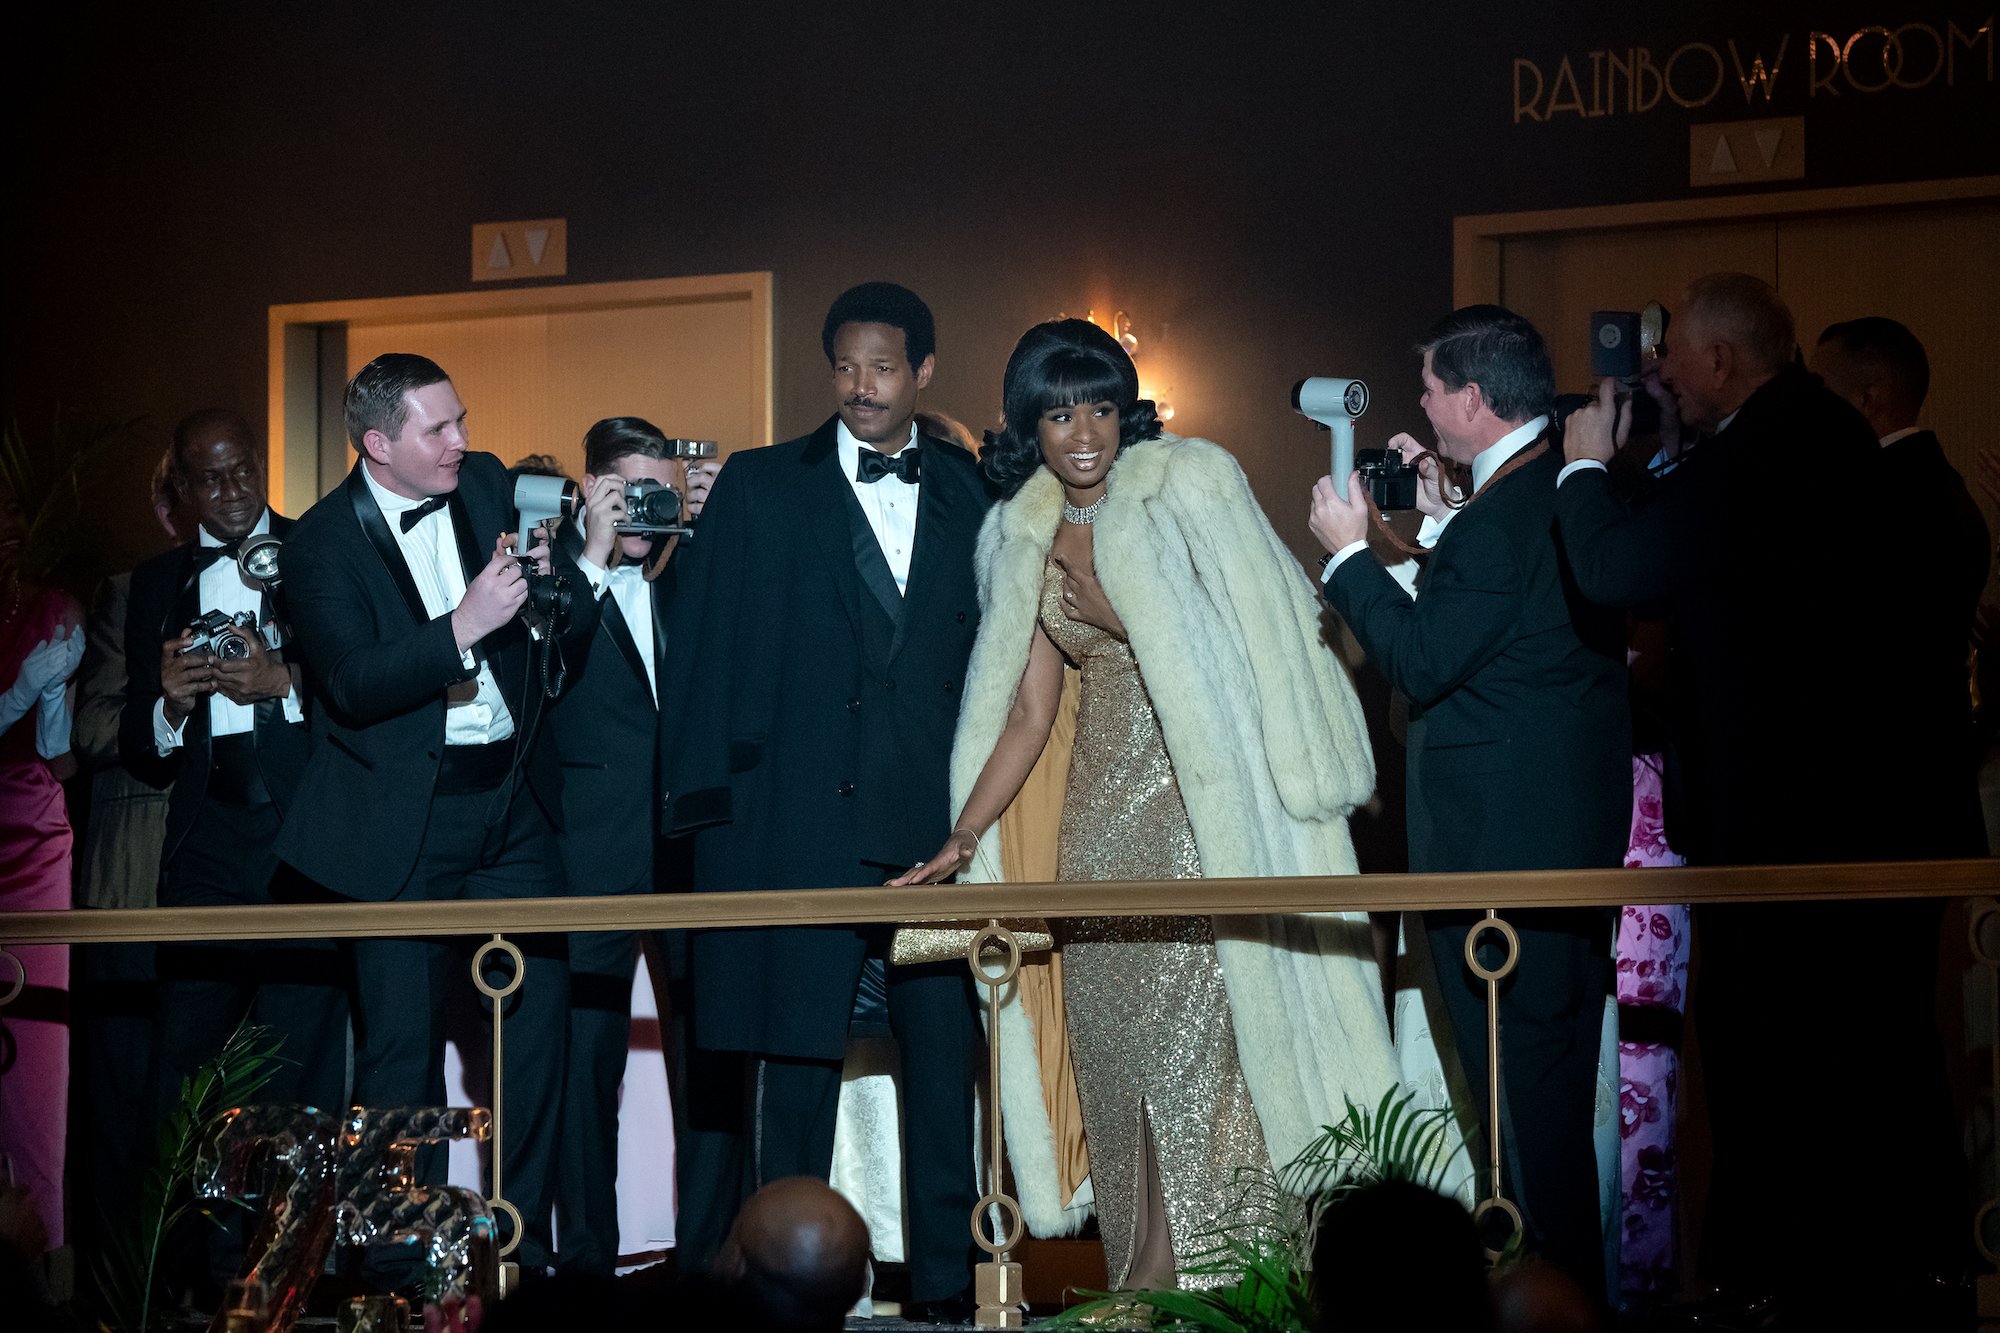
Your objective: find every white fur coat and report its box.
[950,435,1423,1236]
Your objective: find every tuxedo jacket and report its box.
[550,521,676,896]
[1325,445,1630,874]
[119,514,309,866]
[659,417,991,1058]
[1555,365,1950,863]
[273,453,601,899]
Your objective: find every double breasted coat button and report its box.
[944,680,957,693]
[838,781,856,797]
[846,698,861,712]
[956,611,967,623]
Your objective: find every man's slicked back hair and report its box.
[344,353,452,451]
[582,416,673,475]
[1417,304,1556,425]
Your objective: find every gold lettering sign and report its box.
[1512,16,1993,122]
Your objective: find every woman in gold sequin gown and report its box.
[897,319,1352,1289]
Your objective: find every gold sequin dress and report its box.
[1039,559,1272,1290]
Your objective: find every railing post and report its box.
[968,921,1027,1329]
[470,933,525,1294]
[1465,908,1524,1257]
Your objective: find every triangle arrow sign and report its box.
[1754,127,1783,168]
[524,228,549,265]
[487,233,513,270]
[1710,134,1738,175]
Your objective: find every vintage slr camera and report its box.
[616,440,718,537]
[1355,448,1422,512]
[175,610,263,661]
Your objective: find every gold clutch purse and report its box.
[889,918,1055,967]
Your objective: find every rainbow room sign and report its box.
[1512,17,1994,122]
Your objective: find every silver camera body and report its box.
[1291,377,1371,501]
[175,609,264,661]
[616,440,716,537]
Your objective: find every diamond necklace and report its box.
[1062,491,1109,525]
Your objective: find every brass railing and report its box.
[4,859,1993,943]
[6,858,1997,1325]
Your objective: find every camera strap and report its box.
[1367,441,1550,559]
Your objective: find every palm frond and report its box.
[89,1021,286,1333]
[1034,1089,1467,1333]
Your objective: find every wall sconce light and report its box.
[1054,305,1177,423]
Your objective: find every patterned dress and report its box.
[1039,559,1270,1290]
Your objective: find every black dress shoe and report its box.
[903,1289,978,1326]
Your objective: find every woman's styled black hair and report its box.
[980,319,1163,497]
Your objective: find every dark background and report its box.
[8,1,1996,577]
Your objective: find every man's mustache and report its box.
[845,397,884,409]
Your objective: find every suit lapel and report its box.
[842,484,905,630]
[446,489,484,586]
[602,591,653,702]
[894,437,969,661]
[802,422,870,650]
[345,463,431,628]
[559,523,655,703]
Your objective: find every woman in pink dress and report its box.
[0,482,85,1256]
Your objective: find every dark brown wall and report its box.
[10,2,1997,575]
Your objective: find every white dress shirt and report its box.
[360,465,514,745]
[836,420,920,594]
[576,528,660,704]
[1323,415,1550,582]
[1879,426,1922,448]
[152,509,304,753]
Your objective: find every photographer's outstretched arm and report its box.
[1553,464,1699,609]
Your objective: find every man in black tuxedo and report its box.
[120,409,346,1119]
[276,354,600,1272]
[1814,316,1990,856]
[1560,276,1969,1318]
[545,416,719,1275]
[1310,306,1628,1301]
[660,283,988,1316]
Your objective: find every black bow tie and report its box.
[399,496,449,532]
[192,539,244,571]
[855,447,920,485]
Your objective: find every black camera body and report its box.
[1356,447,1421,512]
[175,609,262,660]
[514,557,574,633]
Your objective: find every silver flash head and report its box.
[1291,377,1370,427]
[1291,377,1371,502]
[237,533,283,587]
[512,474,580,529]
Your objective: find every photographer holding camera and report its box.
[276,353,601,1273]
[1309,305,1629,1303]
[118,409,346,1127]
[544,416,719,1275]
[1558,275,1966,1321]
